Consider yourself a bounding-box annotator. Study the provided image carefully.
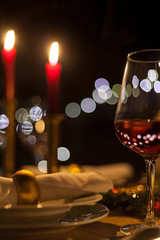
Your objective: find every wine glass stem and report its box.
[145,159,156,226]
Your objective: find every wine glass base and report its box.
[120,223,160,235]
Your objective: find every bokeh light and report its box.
[95,78,109,92]
[92,89,106,104]
[15,108,28,123]
[81,98,96,113]
[31,95,41,105]
[112,84,121,97]
[106,94,118,105]
[105,89,112,100]
[21,121,33,135]
[0,114,9,129]
[148,69,158,82]
[132,75,139,88]
[38,160,47,173]
[154,80,160,93]
[68,164,81,173]
[29,106,43,121]
[126,84,132,97]
[65,102,81,118]
[27,135,36,144]
[132,87,140,97]
[57,147,70,161]
[140,79,152,92]
[35,119,45,133]
[98,91,108,100]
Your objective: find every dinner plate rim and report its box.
[0,203,109,230]
[0,193,103,211]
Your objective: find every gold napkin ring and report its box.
[12,170,40,205]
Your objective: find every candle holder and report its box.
[46,114,65,173]
[3,100,16,177]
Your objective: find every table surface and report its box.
[14,211,143,240]
[51,213,142,240]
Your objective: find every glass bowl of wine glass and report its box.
[114,49,160,235]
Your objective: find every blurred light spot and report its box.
[68,164,81,173]
[92,89,105,104]
[132,75,139,88]
[21,121,33,135]
[81,98,96,113]
[98,91,107,100]
[154,81,160,93]
[95,78,109,92]
[27,135,36,144]
[148,69,158,82]
[132,193,137,198]
[132,87,140,97]
[105,89,112,100]
[29,106,43,121]
[137,135,141,139]
[0,114,9,129]
[112,84,121,97]
[31,95,41,105]
[35,119,45,134]
[140,79,152,92]
[65,102,81,118]
[15,108,28,123]
[38,160,47,173]
[126,84,132,97]
[106,94,118,105]
[43,109,46,116]
[58,147,70,161]
[158,62,160,67]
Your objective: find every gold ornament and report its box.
[12,170,40,205]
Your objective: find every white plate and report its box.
[0,203,109,238]
[0,193,103,227]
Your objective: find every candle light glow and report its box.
[2,29,16,100]
[49,42,58,65]
[45,41,61,115]
[4,30,15,51]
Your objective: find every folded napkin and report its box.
[81,163,135,186]
[23,162,135,186]
[0,172,113,205]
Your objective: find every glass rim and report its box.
[127,49,160,63]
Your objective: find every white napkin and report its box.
[0,172,113,205]
[23,162,135,186]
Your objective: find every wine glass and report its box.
[114,49,160,235]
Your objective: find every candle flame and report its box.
[49,42,58,65]
[4,30,15,51]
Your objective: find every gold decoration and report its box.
[12,170,40,205]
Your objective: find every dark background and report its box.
[0,0,160,178]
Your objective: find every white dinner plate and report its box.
[0,203,109,238]
[0,193,103,228]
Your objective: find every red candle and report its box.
[2,30,16,101]
[45,42,61,116]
